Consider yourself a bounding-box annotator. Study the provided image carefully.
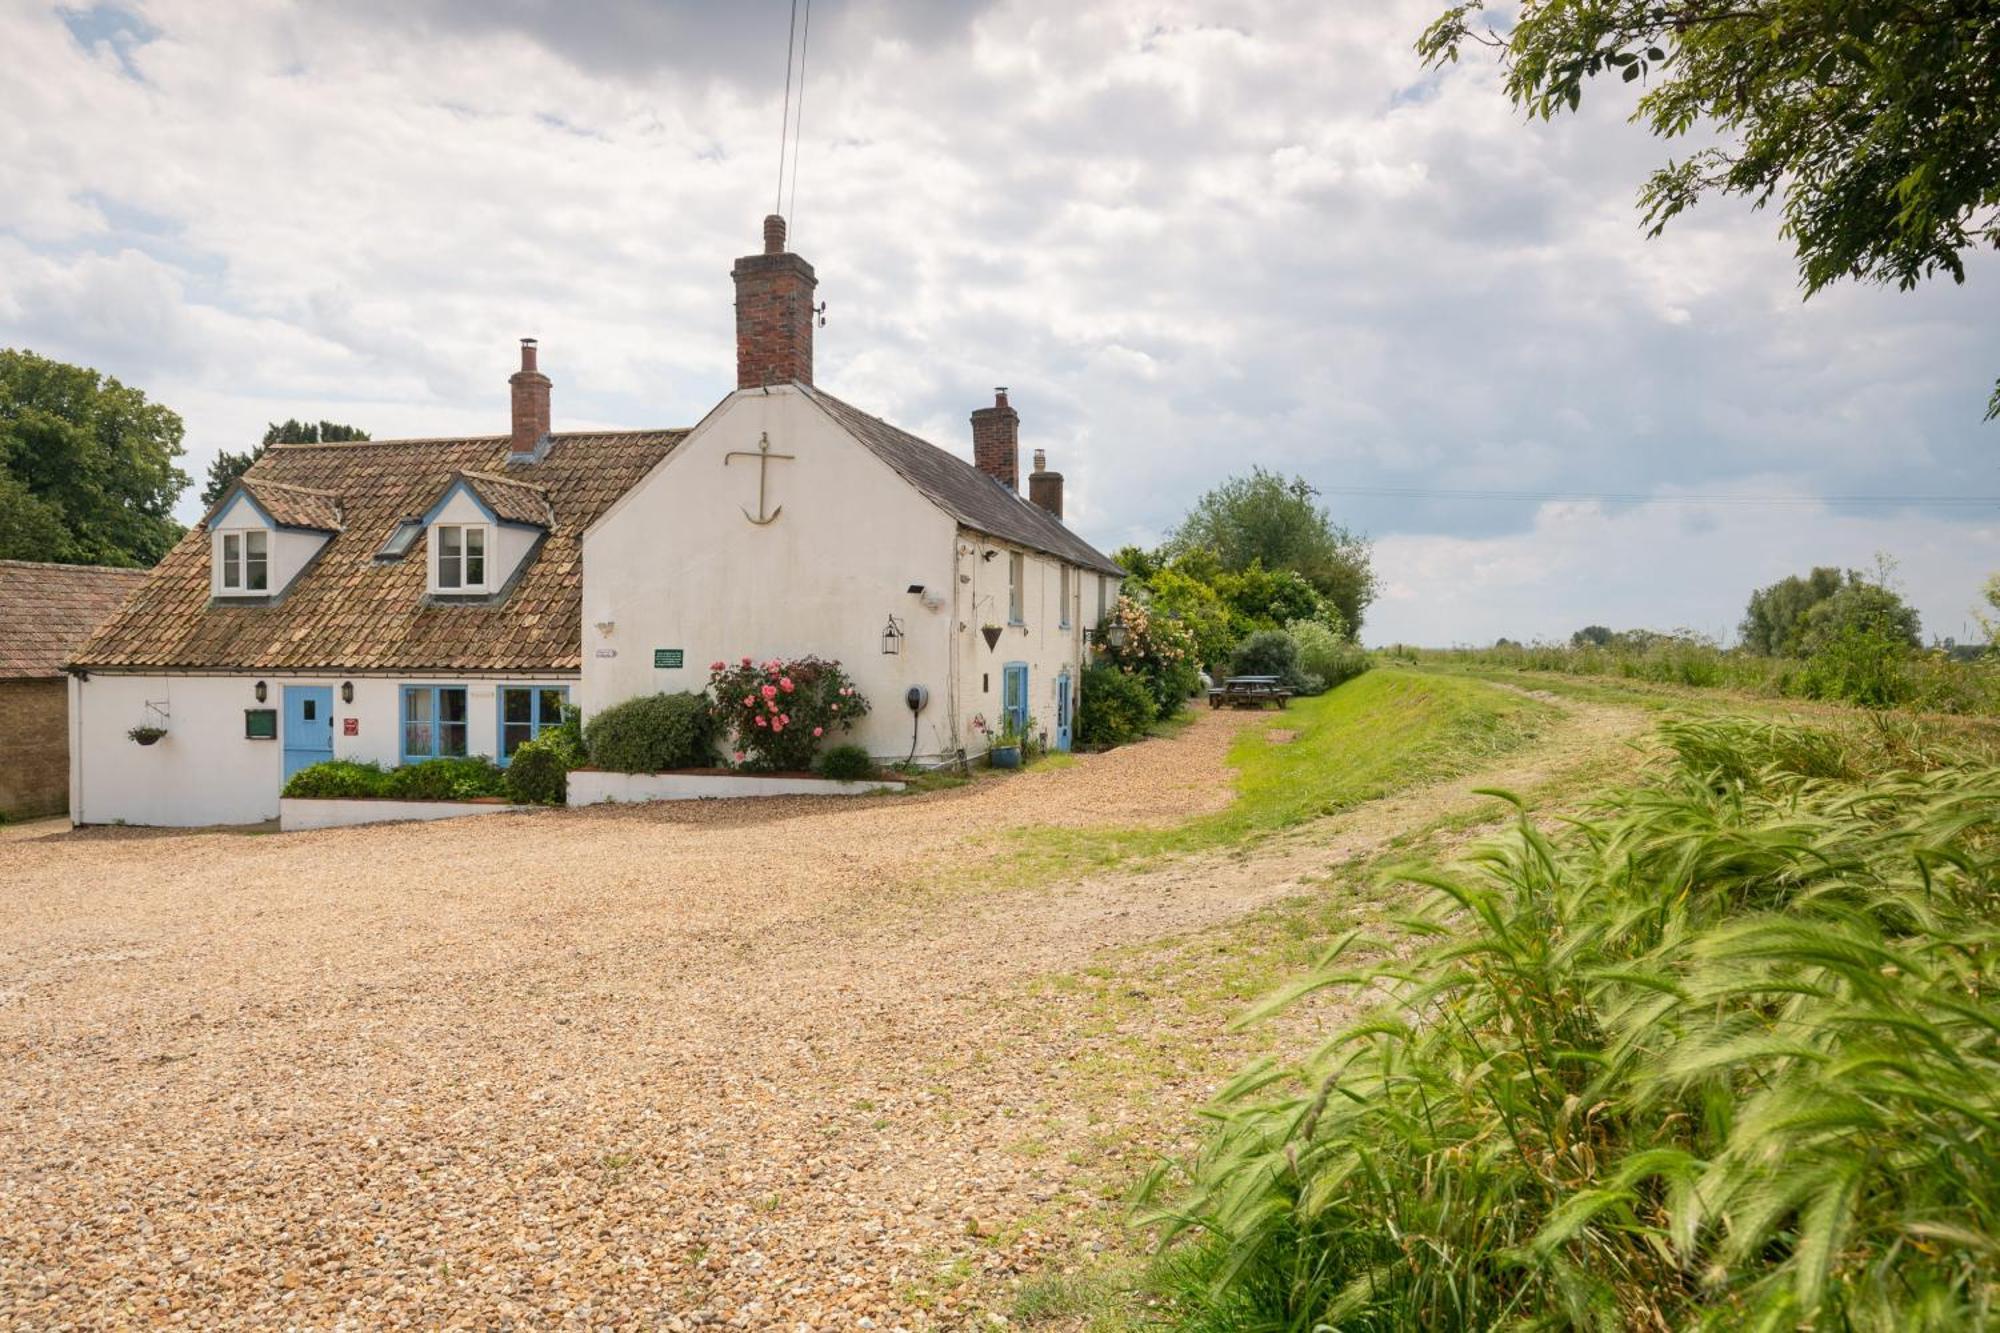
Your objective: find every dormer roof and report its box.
[442,471,555,530]
[205,478,346,533]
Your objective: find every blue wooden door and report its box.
[1002,663,1029,737]
[1055,671,1073,751]
[283,685,334,780]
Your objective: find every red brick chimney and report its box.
[1028,447,1064,519]
[970,388,1019,491]
[732,214,817,389]
[509,338,552,458]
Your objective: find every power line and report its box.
[775,0,799,217]
[1314,485,2000,509]
[786,0,811,236]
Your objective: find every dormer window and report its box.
[218,530,269,593]
[435,523,488,591]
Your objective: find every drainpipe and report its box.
[67,670,84,827]
[946,537,964,762]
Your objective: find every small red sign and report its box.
[343,718,359,736]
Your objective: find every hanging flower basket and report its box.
[981,624,1004,651]
[128,725,168,746]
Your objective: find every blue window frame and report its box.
[497,685,568,764]
[1002,662,1029,737]
[401,684,469,762]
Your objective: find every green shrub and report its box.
[282,759,390,799]
[585,692,715,773]
[505,734,576,805]
[383,756,506,800]
[1229,628,1301,681]
[816,743,876,782]
[1144,721,2000,1329]
[1075,662,1156,748]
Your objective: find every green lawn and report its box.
[991,667,1556,883]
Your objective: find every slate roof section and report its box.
[71,430,684,672]
[456,471,555,528]
[0,561,149,679]
[799,385,1124,576]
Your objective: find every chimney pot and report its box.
[519,337,538,373]
[734,215,818,388]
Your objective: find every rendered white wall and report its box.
[951,533,1100,753]
[71,671,575,827]
[583,388,965,761]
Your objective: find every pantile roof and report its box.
[0,560,149,679]
[71,430,682,673]
[242,480,344,532]
[800,385,1124,576]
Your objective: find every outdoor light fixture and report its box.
[341,681,354,704]
[254,680,267,703]
[880,614,905,656]
[1105,622,1130,650]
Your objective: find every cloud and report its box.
[1,0,1994,643]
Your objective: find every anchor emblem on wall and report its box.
[723,432,796,526]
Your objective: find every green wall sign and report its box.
[653,648,684,669]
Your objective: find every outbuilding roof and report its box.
[799,385,1124,576]
[70,430,683,673]
[0,560,149,679]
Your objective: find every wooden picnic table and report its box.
[1207,675,1294,709]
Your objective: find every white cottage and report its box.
[67,217,1122,826]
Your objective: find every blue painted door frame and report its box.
[1055,670,1073,752]
[283,685,334,780]
[1002,662,1029,738]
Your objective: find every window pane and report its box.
[439,722,468,757]
[439,526,461,558]
[222,534,241,588]
[437,526,461,588]
[465,527,485,556]
[403,688,433,757]
[439,688,467,723]
[1009,552,1024,621]
[246,530,268,558]
[502,688,531,724]
[464,529,485,586]
[245,549,268,591]
[502,723,532,758]
[538,689,565,725]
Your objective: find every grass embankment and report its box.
[993,668,1557,884]
[1138,715,2000,1331]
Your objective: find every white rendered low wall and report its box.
[279,797,531,832]
[567,770,905,806]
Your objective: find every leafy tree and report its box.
[1213,562,1332,637]
[1980,573,2000,646]
[0,348,187,566]
[1140,564,1237,672]
[1740,566,1848,655]
[1164,467,1378,631]
[200,419,370,507]
[1797,582,1922,655]
[1571,625,1613,647]
[1420,1,2000,419]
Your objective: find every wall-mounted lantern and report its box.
[340,681,355,704]
[254,680,268,703]
[1104,622,1130,650]
[880,614,905,656]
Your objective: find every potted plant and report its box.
[989,718,1025,769]
[127,724,167,746]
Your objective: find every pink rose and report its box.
[830,703,840,712]
[740,656,752,667]
[754,715,767,728]
[780,677,794,693]
[812,726,823,738]
[742,694,755,707]
[779,714,789,725]
[710,660,725,671]
[761,684,778,699]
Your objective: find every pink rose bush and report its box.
[707,655,872,771]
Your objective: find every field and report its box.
[4,664,1994,1327]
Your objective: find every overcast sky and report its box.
[4,0,1996,644]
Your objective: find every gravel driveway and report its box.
[1,714,1271,1330]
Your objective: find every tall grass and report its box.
[1392,640,2000,716]
[1142,718,2000,1330]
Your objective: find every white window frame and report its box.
[1059,565,1072,629]
[1007,550,1025,625]
[433,523,490,593]
[215,529,270,595]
